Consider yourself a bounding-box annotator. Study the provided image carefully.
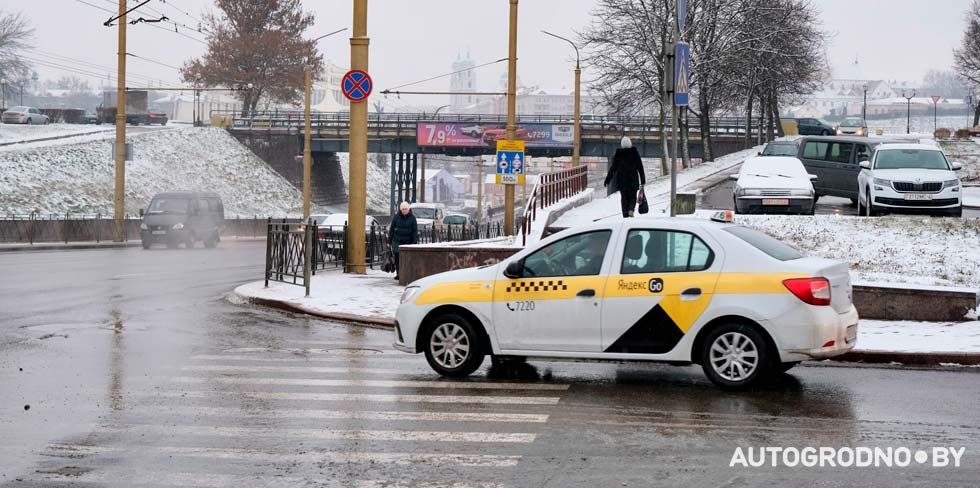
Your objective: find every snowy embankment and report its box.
[737,214,980,289]
[0,123,113,145]
[334,153,392,213]
[0,127,303,216]
[554,147,761,228]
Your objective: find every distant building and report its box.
[420,169,466,204]
[450,52,485,113]
[312,60,350,112]
[789,57,913,118]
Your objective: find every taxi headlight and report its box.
[140,223,148,230]
[172,222,185,230]
[400,286,421,304]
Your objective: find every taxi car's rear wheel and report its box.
[424,314,485,377]
[700,323,771,389]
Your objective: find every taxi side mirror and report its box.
[503,260,523,279]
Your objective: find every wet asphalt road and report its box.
[2,242,980,487]
[700,179,980,218]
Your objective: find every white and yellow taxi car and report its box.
[394,213,857,389]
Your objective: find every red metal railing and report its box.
[520,165,589,246]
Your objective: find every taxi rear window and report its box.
[722,226,803,261]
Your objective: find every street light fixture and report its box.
[901,89,915,134]
[302,27,349,219]
[541,30,581,167]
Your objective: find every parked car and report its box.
[759,141,799,157]
[857,143,963,217]
[835,117,868,137]
[731,156,816,215]
[411,202,447,228]
[793,118,835,136]
[80,110,99,124]
[139,192,224,249]
[1,106,49,125]
[797,136,896,201]
[147,111,169,125]
[443,213,477,233]
[393,212,857,389]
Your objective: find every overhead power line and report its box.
[385,58,509,91]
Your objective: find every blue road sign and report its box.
[674,42,690,107]
[496,151,524,175]
[966,95,974,105]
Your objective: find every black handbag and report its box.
[637,189,649,214]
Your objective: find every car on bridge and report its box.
[856,143,963,217]
[394,212,857,389]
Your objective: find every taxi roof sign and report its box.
[710,210,734,223]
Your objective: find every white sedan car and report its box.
[1,106,49,125]
[857,143,963,217]
[732,156,816,215]
[394,213,857,389]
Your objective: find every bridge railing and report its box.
[215,110,770,140]
[520,165,590,246]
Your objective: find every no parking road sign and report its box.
[495,139,525,185]
[342,70,373,102]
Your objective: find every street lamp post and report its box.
[932,95,940,136]
[1,78,6,117]
[503,0,519,236]
[862,83,867,120]
[542,30,581,167]
[902,89,915,134]
[302,27,348,220]
[418,104,448,203]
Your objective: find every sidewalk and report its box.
[0,236,266,252]
[233,270,980,366]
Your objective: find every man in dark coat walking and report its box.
[604,136,646,217]
[389,201,419,280]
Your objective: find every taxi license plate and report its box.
[845,324,857,344]
[152,230,166,235]
[762,199,789,206]
[904,194,932,201]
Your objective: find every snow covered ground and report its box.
[736,214,980,288]
[234,270,980,354]
[964,187,980,208]
[0,127,303,216]
[867,115,974,136]
[0,123,113,145]
[554,147,761,228]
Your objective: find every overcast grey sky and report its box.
[10,0,975,101]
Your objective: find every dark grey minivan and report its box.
[140,192,224,249]
[797,137,893,200]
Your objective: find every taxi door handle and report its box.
[576,289,596,298]
[680,287,702,301]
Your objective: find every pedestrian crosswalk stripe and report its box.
[103,424,537,443]
[31,469,507,488]
[148,390,561,405]
[192,354,418,362]
[169,376,570,391]
[183,364,415,375]
[124,406,550,423]
[44,444,521,467]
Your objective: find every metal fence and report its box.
[0,214,276,244]
[520,166,590,245]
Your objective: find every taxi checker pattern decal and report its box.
[505,280,568,293]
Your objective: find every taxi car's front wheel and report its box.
[423,313,486,377]
[700,323,771,389]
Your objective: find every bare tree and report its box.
[0,11,34,90]
[181,0,324,116]
[954,0,980,126]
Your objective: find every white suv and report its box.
[857,143,963,217]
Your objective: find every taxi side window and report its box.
[522,230,612,278]
[621,230,714,274]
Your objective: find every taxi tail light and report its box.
[783,277,831,306]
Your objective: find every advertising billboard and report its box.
[416,121,573,148]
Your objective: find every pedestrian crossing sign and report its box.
[674,42,690,107]
[495,140,525,185]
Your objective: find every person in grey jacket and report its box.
[604,136,646,217]
[388,201,419,279]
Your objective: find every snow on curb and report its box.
[963,186,980,208]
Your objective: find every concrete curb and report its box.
[0,241,142,252]
[237,293,395,330]
[237,293,980,366]
[0,128,114,147]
